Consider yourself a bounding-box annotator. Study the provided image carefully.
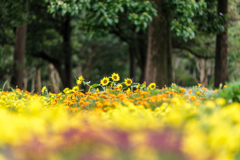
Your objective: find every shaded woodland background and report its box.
[0,0,239,93]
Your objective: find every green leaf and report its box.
[91,84,100,88]
[106,18,113,25]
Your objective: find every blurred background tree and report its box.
[0,0,239,92]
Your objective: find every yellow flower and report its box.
[126,88,131,94]
[215,98,226,106]
[112,73,120,81]
[63,88,71,94]
[148,83,156,90]
[117,84,123,90]
[77,76,84,85]
[76,80,81,85]
[101,77,109,86]
[72,86,79,93]
[124,78,132,86]
[136,84,140,89]
[141,82,146,89]
[41,86,46,94]
[198,83,202,87]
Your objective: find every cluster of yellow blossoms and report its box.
[0,74,237,160]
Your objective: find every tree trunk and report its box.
[31,70,35,93]
[36,67,41,94]
[23,70,28,91]
[129,44,137,81]
[11,22,27,89]
[214,0,229,88]
[138,31,148,83]
[55,69,60,92]
[4,74,11,91]
[62,14,72,88]
[144,0,171,88]
[166,20,172,86]
[48,64,58,93]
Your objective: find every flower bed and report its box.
[0,74,238,160]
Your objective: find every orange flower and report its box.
[100,95,108,99]
[104,101,111,106]
[81,101,90,107]
[179,88,186,92]
[189,95,196,101]
[96,101,103,108]
[198,83,202,87]
[69,107,78,112]
[188,90,192,94]
[16,88,21,92]
[166,91,171,94]
[196,91,201,95]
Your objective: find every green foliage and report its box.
[0,44,14,76]
[212,81,240,104]
[166,0,226,41]
[0,0,28,27]
[0,0,28,75]
[166,0,207,41]
[228,22,240,81]
[194,0,226,34]
[71,32,129,84]
[46,0,157,31]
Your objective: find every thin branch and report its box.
[174,45,215,59]
[31,51,60,66]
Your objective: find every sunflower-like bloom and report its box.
[72,86,79,92]
[148,83,156,90]
[112,73,120,81]
[124,78,132,86]
[101,77,109,86]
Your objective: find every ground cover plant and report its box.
[0,73,239,160]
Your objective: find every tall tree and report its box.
[0,0,28,89]
[45,0,157,87]
[214,0,229,87]
[145,0,171,87]
[11,22,28,89]
[11,0,28,89]
[145,0,207,88]
[144,0,226,88]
